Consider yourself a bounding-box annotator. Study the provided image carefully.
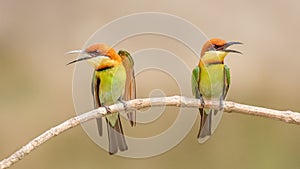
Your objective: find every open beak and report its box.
[217,41,243,54]
[65,50,93,65]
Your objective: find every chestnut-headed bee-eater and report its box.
[66,44,136,154]
[192,38,242,143]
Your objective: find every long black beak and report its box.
[217,41,243,54]
[65,50,91,65]
[66,56,93,65]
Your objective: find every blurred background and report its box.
[1,0,300,169]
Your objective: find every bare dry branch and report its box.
[1,96,299,169]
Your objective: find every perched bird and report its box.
[66,44,136,154]
[192,38,242,143]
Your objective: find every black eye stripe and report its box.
[207,44,224,51]
[86,52,96,57]
[88,50,100,56]
[88,51,111,58]
[214,45,221,49]
[208,45,217,51]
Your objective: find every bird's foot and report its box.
[219,100,225,111]
[200,98,205,108]
[104,105,112,114]
[118,99,128,112]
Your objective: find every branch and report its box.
[1,96,299,169]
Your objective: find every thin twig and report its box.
[0,96,299,169]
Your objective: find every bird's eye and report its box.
[208,45,216,51]
[214,45,223,50]
[88,50,101,57]
[213,45,219,49]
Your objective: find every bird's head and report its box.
[66,43,122,70]
[200,38,242,65]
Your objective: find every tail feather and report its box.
[107,121,118,155]
[127,110,136,127]
[198,108,212,140]
[106,116,128,155]
[96,118,102,136]
[198,108,222,143]
[115,117,128,151]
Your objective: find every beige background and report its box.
[1,0,300,169]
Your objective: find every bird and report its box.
[66,43,136,154]
[191,38,242,143]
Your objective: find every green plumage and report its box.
[92,63,128,154]
[93,64,126,126]
[66,44,136,155]
[91,50,136,155]
[192,51,230,143]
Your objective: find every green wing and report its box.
[192,66,201,98]
[91,71,103,136]
[192,66,211,142]
[92,71,101,107]
[223,65,231,99]
[118,50,136,126]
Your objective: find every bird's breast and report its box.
[97,64,126,104]
[199,64,224,99]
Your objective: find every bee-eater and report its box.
[192,38,242,143]
[66,44,136,154]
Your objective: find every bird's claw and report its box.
[118,99,128,112]
[104,105,112,114]
[200,98,205,108]
[219,100,225,111]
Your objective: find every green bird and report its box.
[192,38,242,143]
[66,43,136,154]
